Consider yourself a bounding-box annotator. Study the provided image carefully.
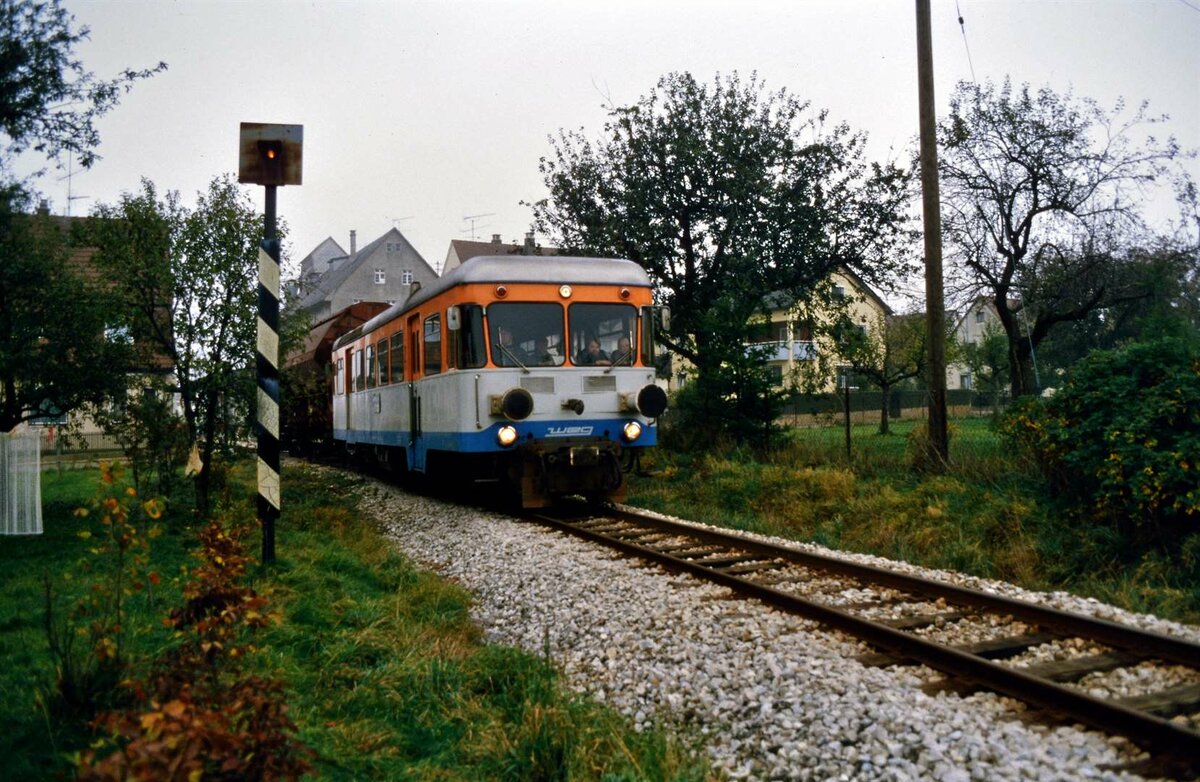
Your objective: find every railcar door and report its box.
[340,346,353,436]
[406,314,424,471]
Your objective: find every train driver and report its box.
[610,335,634,365]
[495,327,531,367]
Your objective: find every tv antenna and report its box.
[57,151,89,217]
[390,215,413,228]
[461,212,495,240]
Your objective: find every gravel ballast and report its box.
[356,476,1196,781]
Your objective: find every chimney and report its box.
[37,200,50,216]
[349,230,357,255]
[491,233,502,244]
[524,231,535,252]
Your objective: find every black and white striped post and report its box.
[239,123,303,564]
[257,222,281,562]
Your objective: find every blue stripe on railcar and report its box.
[334,417,658,451]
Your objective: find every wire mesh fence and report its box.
[31,428,126,471]
[777,388,1018,475]
[1,430,42,535]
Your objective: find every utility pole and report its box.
[915,0,949,468]
[238,122,303,563]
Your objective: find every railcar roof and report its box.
[335,255,651,349]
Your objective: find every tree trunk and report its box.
[1008,340,1039,398]
[878,385,891,435]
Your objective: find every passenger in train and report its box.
[576,338,611,366]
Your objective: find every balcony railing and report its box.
[746,340,816,362]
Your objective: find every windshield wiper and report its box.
[497,343,530,374]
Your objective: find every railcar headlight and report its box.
[497,425,519,447]
[622,421,643,442]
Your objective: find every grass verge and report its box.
[632,418,1200,625]
[0,462,709,780]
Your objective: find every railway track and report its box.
[529,505,1200,778]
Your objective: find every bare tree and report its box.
[938,79,1187,396]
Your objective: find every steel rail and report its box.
[599,508,1200,668]
[529,509,1200,767]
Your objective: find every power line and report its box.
[956,0,977,82]
[1175,0,1200,13]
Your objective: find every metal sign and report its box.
[238,123,303,186]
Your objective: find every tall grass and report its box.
[630,419,1200,625]
[0,470,194,781]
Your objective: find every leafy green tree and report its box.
[531,71,914,443]
[89,176,271,516]
[1035,241,1199,373]
[937,78,1187,397]
[834,312,927,435]
[0,0,164,433]
[0,0,164,174]
[0,184,129,431]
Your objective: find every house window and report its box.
[961,372,972,390]
[402,269,414,285]
[975,310,986,323]
[374,268,386,284]
[833,285,846,300]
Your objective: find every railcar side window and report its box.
[568,303,637,366]
[487,302,564,367]
[390,333,404,382]
[377,339,389,386]
[353,350,363,392]
[365,344,376,389]
[458,304,486,368]
[423,314,442,375]
[336,357,344,395]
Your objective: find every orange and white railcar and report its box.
[330,255,668,506]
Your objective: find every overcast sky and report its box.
[27,0,1200,281]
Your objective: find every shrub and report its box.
[1001,338,1200,544]
[77,516,312,780]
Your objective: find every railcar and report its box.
[330,255,669,506]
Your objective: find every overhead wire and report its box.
[956,0,977,83]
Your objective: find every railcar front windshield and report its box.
[487,302,565,368]
[568,303,638,366]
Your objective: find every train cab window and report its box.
[336,357,345,395]
[365,344,376,389]
[390,333,404,382]
[423,314,442,375]
[568,303,637,366]
[488,302,564,368]
[377,339,389,386]
[640,306,659,366]
[353,350,363,392]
